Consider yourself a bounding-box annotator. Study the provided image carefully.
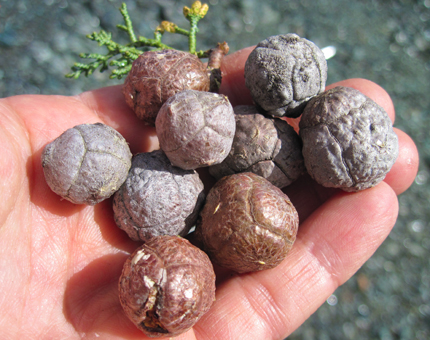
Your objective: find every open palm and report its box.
[0,47,418,340]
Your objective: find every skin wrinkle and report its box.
[23,214,66,338]
[64,210,82,279]
[230,294,268,339]
[296,185,398,294]
[73,276,122,332]
[236,277,287,340]
[0,105,30,159]
[65,210,79,326]
[1,100,42,337]
[75,93,106,124]
[19,208,33,338]
[301,236,345,287]
[194,290,243,340]
[205,251,317,340]
[284,242,337,322]
[1,100,31,144]
[0,102,31,229]
[301,207,348,280]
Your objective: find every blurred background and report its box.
[1,0,429,339]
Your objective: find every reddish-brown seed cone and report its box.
[119,236,216,338]
[122,49,210,126]
[196,172,299,273]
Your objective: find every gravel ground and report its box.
[1,0,429,339]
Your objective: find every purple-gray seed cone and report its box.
[245,33,327,118]
[113,150,205,241]
[299,86,399,192]
[209,105,305,188]
[41,123,132,205]
[156,89,236,170]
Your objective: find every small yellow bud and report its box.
[155,24,165,34]
[161,21,177,33]
[191,1,202,12]
[184,1,208,18]
[183,6,191,17]
[199,3,209,17]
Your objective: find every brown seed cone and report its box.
[119,236,216,337]
[122,49,210,126]
[196,172,299,273]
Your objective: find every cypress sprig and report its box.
[66,1,210,80]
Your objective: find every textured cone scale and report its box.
[122,49,210,126]
[196,172,299,273]
[42,123,132,205]
[299,86,399,191]
[245,33,327,118]
[209,105,305,188]
[113,150,205,241]
[119,236,216,337]
[156,89,235,170]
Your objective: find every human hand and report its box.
[0,46,418,339]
